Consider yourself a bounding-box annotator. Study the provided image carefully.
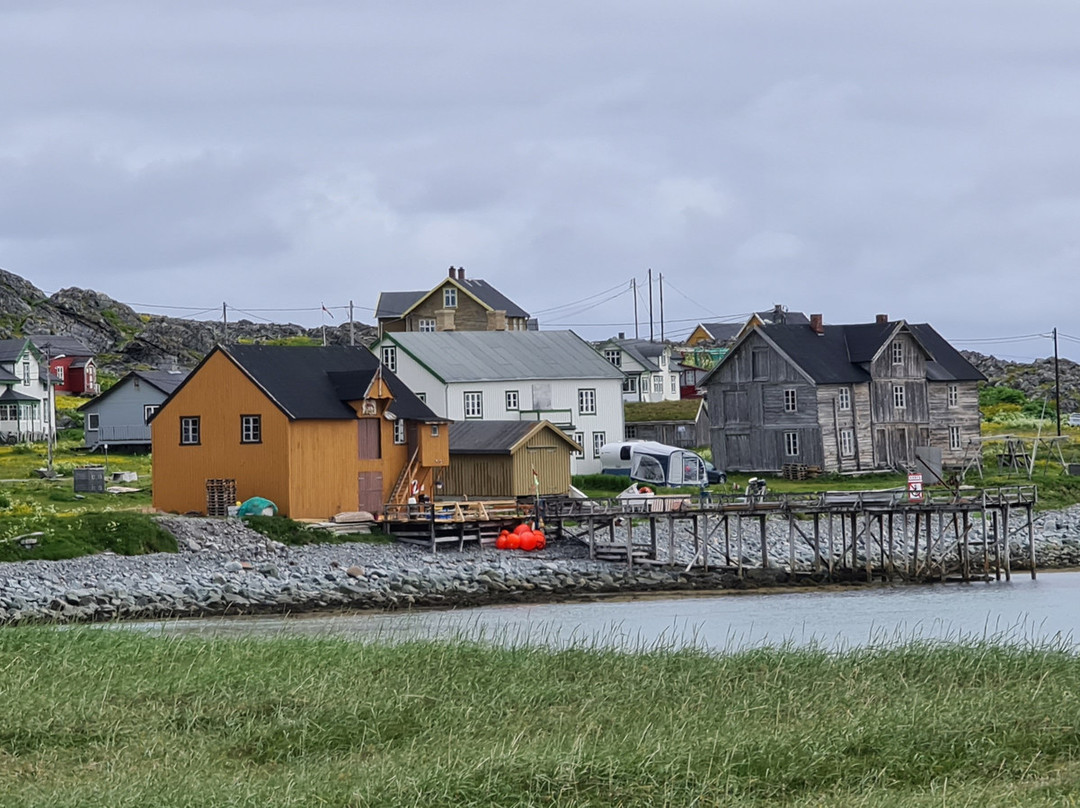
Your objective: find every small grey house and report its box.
[79,370,188,449]
[702,315,984,473]
[624,398,710,448]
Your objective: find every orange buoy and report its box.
[495,533,509,550]
[520,532,537,551]
[507,533,522,550]
[513,523,530,535]
[533,532,546,550]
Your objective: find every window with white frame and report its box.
[86,412,99,430]
[784,431,799,456]
[840,428,854,457]
[622,376,638,394]
[949,425,962,450]
[443,287,457,308]
[416,392,426,403]
[418,317,436,332]
[652,375,663,394]
[380,346,397,372]
[572,431,585,458]
[430,424,440,437]
[463,391,483,419]
[241,415,261,443]
[55,365,64,383]
[625,425,637,439]
[891,340,904,364]
[393,419,406,444]
[22,359,30,385]
[784,388,797,412]
[604,349,621,367]
[578,388,596,415]
[669,375,677,395]
[893,384,906,409]
[180,416,200,445]
[505,390,519,410]
[592,431,606,458]
[838,387,851,411]
[948,384,958,407]
[143,405,158,424]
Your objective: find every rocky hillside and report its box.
[962,351,1080,413]
[0,268,377,375]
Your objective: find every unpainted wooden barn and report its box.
[441,420,581,498]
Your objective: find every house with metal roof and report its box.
[375,266,533,336]
[151,345,448,519]
[372,330,624,474]
[701,314,984,473]
[78,369,188,449]
[0,338,53,443]
[442,420,581,498]
[593,335,681,403]
[28,335,99,396]
[686,306,810,346]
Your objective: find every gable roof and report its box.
[702,320,984,386]
[157,345,443,423]
[27,335,93,358]
[0,338,32,363]
[382,330,625,383]
[78,369,190,411]
[696,322,743,343]
[597,337,669,372]
[376,277,529,320]
[449,419,581,455]
[0,387,38,402]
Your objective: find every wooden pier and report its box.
[383,500,534,551]
[538,485,1039,583]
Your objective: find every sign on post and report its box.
[907,472,924,503]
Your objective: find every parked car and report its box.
[704,461,727,486]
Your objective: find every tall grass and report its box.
[1,629,1079,806]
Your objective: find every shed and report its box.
[624,398,710,448]
[442,420,581,498]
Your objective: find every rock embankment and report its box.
[3,507,1080,625]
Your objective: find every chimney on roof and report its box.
[457,267,465,280]
[876,313,888,325]
[810,314,824,335]
[448,266,456,278]
[618,332,625,340]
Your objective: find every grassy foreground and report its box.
[2,630,1080,806]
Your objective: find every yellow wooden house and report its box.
[151,345,449,519]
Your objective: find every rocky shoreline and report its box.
[2,507,1080,625]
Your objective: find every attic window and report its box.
[604,349,621,367]
[891,340,904,364]
[381,346,397,372]
[444,287,457,308]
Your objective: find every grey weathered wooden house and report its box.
[702,315,984,473]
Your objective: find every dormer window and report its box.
[891,340,904,364]
[444,287,457,308]
[604,349,621,367]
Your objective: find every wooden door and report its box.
[358,472,383,514]
[358,419,381,459]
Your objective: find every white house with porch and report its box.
[372,330,625,474]
[0,338,54,442]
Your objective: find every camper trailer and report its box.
[599,441,720,487]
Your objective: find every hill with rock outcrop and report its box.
[0,268,377,375]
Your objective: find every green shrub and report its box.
[572,473,633,493]
[241,514,336,545]
[0,512,176,561]
[979,385,1027,407]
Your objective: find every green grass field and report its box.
[1,629,1079,806]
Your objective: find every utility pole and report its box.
[44,349,54,476]
[222,302,228,344]
[648,268,654,341]
[632,278,639,339]
[659,272,665,341]
[349,300,355,346]
[1054,327,1062,436]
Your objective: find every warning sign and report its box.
[907,473,924,503]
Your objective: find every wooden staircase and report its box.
[388,448,421,506]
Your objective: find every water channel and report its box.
[123,571,1080,653]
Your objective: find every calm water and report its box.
[123,571,1080,653]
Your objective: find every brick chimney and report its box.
[810,314,824,335]
[876,313,889,325]
[457,267,465,280]
[448,266,456,279]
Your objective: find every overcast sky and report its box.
[2,1,1078,361]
